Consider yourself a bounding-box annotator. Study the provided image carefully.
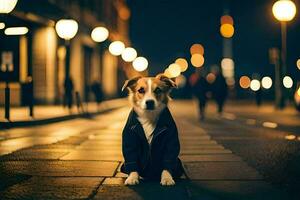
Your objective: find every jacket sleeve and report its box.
[162,121,180,173]
[122,125,139,173]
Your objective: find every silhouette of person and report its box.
[190,72,209,121]
[23,76,34,117]
[255,88,262,107]
[91,81,103,109]
[211,69,228,114]
[64,77,74,112]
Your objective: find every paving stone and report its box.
[89,135,121,140]
[30,144,76,149]
[102,177,125,185]
[0,160,119,177]
[188,180,287,200]
[60,150,123,161]
[181,145,225,150]
[115,172,128,178]
[94,181,190,200]
[0,172,31,191]
[184,162,262,180]
[179,135,211,142]
[56,136,88,145]
[180,149,232,154]
[181,140,217,145]
[80,141,122,146]
[76,145,121,151]
[0,149,70,161]
[0,176,102,200]
[180,154,242,162]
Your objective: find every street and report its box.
[0,100,299,199]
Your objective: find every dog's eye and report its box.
[138,88,145,94]
[154,87,162,94]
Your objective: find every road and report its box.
[0,100,299,199]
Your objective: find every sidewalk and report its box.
[0,99,128,128]
[0,102,289,199]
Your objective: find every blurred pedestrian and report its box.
[255,88,262,107]
[91,81,103,110]
[64,77,74,112]
[190,72,209,121]
[23,76,34,117]
[211,69,228,114]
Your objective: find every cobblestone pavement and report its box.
[0,100,295,199]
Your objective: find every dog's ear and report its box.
[122,76,142,92]
[156,74,177,89]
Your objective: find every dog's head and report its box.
[122,74,177,111]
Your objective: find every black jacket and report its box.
[121,108,183,179]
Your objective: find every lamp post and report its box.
[1,0,18,121]
[272,0,297,108]
[55,19,78,106]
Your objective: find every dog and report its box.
[120,74,183,186]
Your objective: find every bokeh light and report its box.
[206,73,216,84]
[226,78,235,87]
[175,58,188,72]
[283,76,293,88]
[220,24,234,38]
[5,27,28,35]
[168,63,181,78]
[190,44,204,55]
[132,57,148,72]
[91,27,109,42]
[239,76,251,89]
[55,19,78,40]
[296,59,300,70]
[109,41,125,56]
[220,15,234,25]
[0,22,5,29]
[191,54,204,67]
[164,68,172,78]
[121,47,137,62]
[175,75,187,88]
[250,79,261,91]
[221,58,234,70]
[0,0,18,14]
[261,76,273,89]
[272,0,297,22]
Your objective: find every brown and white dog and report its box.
[121,74,183,186]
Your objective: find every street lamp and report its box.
[0,0,18,13]
[109,41,125,56]
[121,47,137,62]
[261,76,273,89]
[1,0,19,121]
[272,0,296,75]
[272,0,296,108]
[91,26,109,42]
[133,57,148,72]
[55,19,78,107]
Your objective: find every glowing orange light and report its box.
[206,73,216,84]
[191,54,204,67]
[190,44,204,55]
[221,15,234,25]
[220,24,234,38]
[119,7,131,20]
[175,58,188,72]
[239,76,251,89]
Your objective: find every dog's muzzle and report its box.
[145,100,155,110]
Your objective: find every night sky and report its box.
[127,0,300,80]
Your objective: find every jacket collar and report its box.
[129,108,171,141]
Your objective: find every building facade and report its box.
[0,0,136,106]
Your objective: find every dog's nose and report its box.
[145,100,155,110]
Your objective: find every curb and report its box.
[0,99,128,129]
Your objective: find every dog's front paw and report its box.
[160,170,175,186]
[125,172,139,185]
